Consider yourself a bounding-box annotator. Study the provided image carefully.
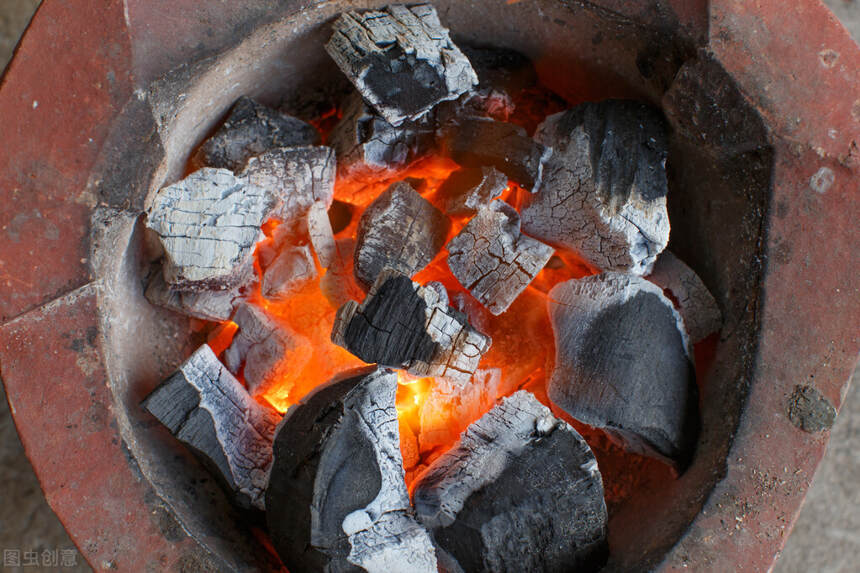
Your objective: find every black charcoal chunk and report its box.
[142,344,281,510]
[266,367,437,573]
[547,272,699,469]
[521,100,670,274]
[195,96,320,171]
[437,166,508,217]
[332,270,491,384]
[325,4,478,126]
[447,201,553,315]
[413,391,608,573]
[353,181,451,288]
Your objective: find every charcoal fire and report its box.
[145,168,278,290]
[194,96,320,171]
[142,344,281,510]
[353,181,450,288]
[223,303,312,398]
[447,200,554,315]
[332,270,491,383]
[266,367,437,573]
[436,166,508,216]
[261,243,317,301]
[547,273,699,468]
[325,4,478,126]
[413,391,609,573]
[521,99,671,274]
[144,271,238,322]
[646,251,722,343]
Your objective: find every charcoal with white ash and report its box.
[332,269,491,383]
[442,117,551,191]
[320,238,366,309]
[436,166,508,217]
[329,93,437,182]
[223,303,312,398]
[266,367,437,573]
[145,167,278,290]
[521,99,671,274]
[353,181,450,288]
[646,251,722,343]
[547,272,699,469]
[447,200,554,315]
[238,145,336,225]
[194,96,320,171]
[413,391,609,573]
[261,243,317,301]
[144,271,239,322]
[142,344,281,510]
[325,4,477,126]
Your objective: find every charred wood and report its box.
[144,271,238,322]
[437,166,507,217]
[261,243,317,301]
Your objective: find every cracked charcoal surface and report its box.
[325,4,477,126]
[437,166,508,216]
[262,243,317,301]
[354,181,451,288]
[332,270,491,383]
[146,168,278,289]
[447,200,554,315]
[413,391,608,573]
[266,367,436,573]
[145,270,238,322]
[330,93,437,181]
[646,251,722,343]
[142,344,281,511]
[223,303,312,398]
[238,145,336,224]
[547,273,699,469]
[442,117,550,191]
[194,96,320,171]
[521,100,670,274]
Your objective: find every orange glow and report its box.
[335,155,459,207]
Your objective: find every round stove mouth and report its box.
[2,1,857,572]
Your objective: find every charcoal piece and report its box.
[646,251,722,343]
[437,166,508,216]
[194,96,320,171]
[262,243,317,301]
[325,4,477,126]
[145,168,277,289]
[413,391,608,573]
[142,344,281,510]
[547,272,699,468]
[330,93,436,181]
[224,303,312,398]
[332,270,491,384]
[266,367,437,573]
[307,200,338,269]
[447,201,554,315]
[436,87,515,125]
[354,181,451,288]
[442,117,550,191]
[239,145,336,224]
[144,271,238,322]
[521,100,671,274]
[320,238,366,309]
[328,200,353,234]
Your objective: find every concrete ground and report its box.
[0,1,857,572]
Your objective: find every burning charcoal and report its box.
[144,271,238,322]
[142,344,281,510]
[413,391,608,573]
[325,4,477,126]
[354,181,451,288]
[266,367,437,573]
[646,251,722,343]
[447,201,554,315]
[320,238,366,309]
[330,93,436,181]
[547,272,699,469]
[521,100,671,275]
[238,145,336,224]
[437,166,508,216]
[145,168,277,289]
[224,303,312,398]
[332,270,491,383]
[262,243,317,301]
[194,96,319,171]
[307,200,338,269]
[442,117,551,191]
